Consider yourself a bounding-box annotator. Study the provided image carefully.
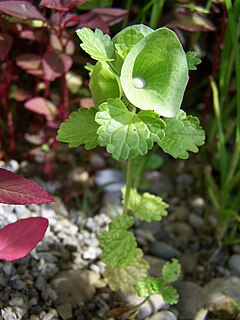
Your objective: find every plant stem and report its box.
[121,0,133,28]
[149,0,165,29]
[123,158,134,215]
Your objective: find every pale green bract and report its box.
[99,215,137,267]
[135,259,181,304]
[56,108,99,150]
[95,98,165,161]
[122,187,168,222]
[158,110,205,159]
[186,51,202,70]
[76,28,114,61]
[120,28,189,118]
[104,249,149,294]
[89,61,121,107]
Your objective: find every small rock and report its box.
[50,270,100,305]
[150,241,180,259]
[228,254,240,275]
[39,309,58,320]
[57,303,73,320]
[179,252,198,274]
[149,310,177,320]
[9,295,25,307]
[95,169,124,192]
[89,152,105,169]
[144,171,173,195]
[167,222,193,248]
[120,292,167,320]
[188,213,204,229]
[30,315,40,320]
[174,281,207,319]
[144,255,166,277]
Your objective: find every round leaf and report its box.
[120,28,189,117]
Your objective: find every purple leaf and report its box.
[0,168,54,204]
[15,54,43,77]
[91,8,128,26]
[40,0,68,11]
[0,217,48,261]
[0,33,13,61]
[0,1,46,21]
[79,11,109,34]
[40,0,86,11]
[24,97,57,121]
[42,52,72,81]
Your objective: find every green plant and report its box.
[57,24,205,305]
[206,0,240,241]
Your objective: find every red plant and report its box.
[0,0,127,172]
[0,167,54,261]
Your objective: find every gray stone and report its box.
[50,269,100,305]
[39,309,58,320]
[144,171,173,195]
[144,255,166,277]
[95,169,124,192]
[149,310,177,320]
[167,222,193,248]
[174,281,207,319]
[57,303,73,320]
[150,241,180,259]
[9,295,25,307]
[179,252,198,274]
[228,254,240,275]
[188,213,204,229]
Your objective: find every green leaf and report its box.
[158,110,205,159]
[135,259,180,304]
[109,214,134,231]
[113,24,153,59]
[89,61,121,107]
[122,187,168,222]
[76,28,114,61]
[99,215,137,267]
[186,51,202,70]
[95,98,165,161]
[162,259,181,283]
[120,27,189,117]
[57,108,99,150]
[161,286,179,305]
[104,249,149,294]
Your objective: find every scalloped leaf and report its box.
[0,169,54,205]
[57,107,99,150]
[186,51,201,70]
[0,217,48,261]
[76,28,114,61]
[99,215,137,268]
[122,187,168,222]
[89,61,121,107]
[158,110,205,159]
[95,98,165,161]
[114,25,152,59]
[120,27,189,117]
[104,249,149,294]
[135,259,181,304]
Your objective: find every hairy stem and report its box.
[123,158,134,215]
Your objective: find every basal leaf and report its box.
[99,215,137,267]
[160,286,179,305]
[120,27,189,117]
[76,28,114,61]
[186,51,201,70]
[104,249,149,294]
[0,169,54,205]
[135,259,180,304]
[162,259,181,283]
[89,61,121,107]
[95,98,165,161]
[57,107,99,150]
[122,187,168,222]
[0,217,48,261]
[158,110,205,159]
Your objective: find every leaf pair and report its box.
[57,101,205,161]
[0,168,53,261]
